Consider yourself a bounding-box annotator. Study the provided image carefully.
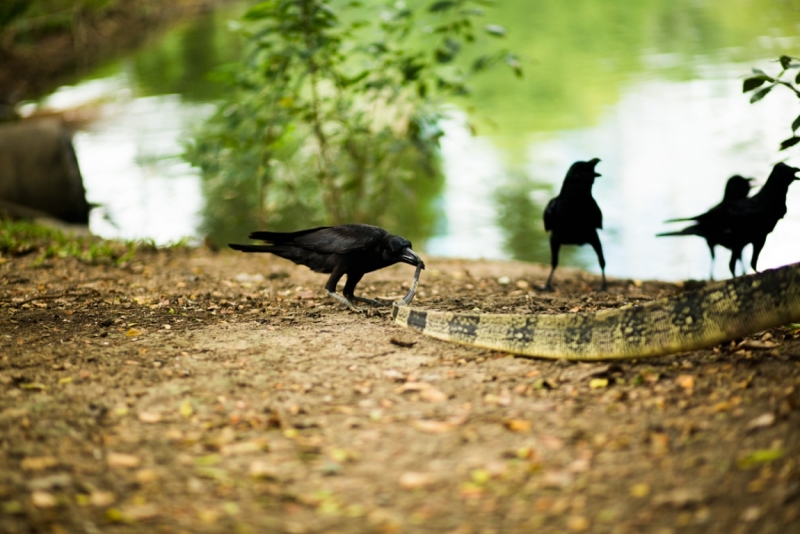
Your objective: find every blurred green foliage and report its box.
[467,0,800,152]
[184,0,519,248]
[743,55,800,151]
[0,0,113,36]
[0,219,137,265]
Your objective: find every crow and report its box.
[229,224,425,310]
[657,175,753,278]
[718,162,799,276]
[543,157,606,291]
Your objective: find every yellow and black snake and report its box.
[391,263,800,360]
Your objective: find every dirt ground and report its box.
[1,247,799,534]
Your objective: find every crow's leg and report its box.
[343,272,389,308]
[325,267,359,311]
[544,236,561,291]
[706,241,716,280]
[326,290,359,310]
[728,247,743,278]
[750,237,766,273]
[352,296,392,307]
[588,233,607,291]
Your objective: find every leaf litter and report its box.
[0,248,799,532]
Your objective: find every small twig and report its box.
[13,288,100,307]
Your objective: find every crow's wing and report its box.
[251,224,386,255]
[248,227,331,243]
[543,197,559,231]
[588,199,603,230]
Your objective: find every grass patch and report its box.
[0,219,178,265]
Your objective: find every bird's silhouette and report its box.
[657,175,753,278]
[229,224,424,309]
[543,158,606,291]
[719,162,799,276]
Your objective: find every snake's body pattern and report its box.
[392,263,800,360]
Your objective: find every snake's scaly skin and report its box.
[392,263,800,360]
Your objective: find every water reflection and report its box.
[25,0,800,282]
[464,0,800,281]
[30,6,245,245]
[493,171,583,269]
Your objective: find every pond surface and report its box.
[26,0,800,281]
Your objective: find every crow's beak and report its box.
[400,248,425,269]
[589,157,601,177]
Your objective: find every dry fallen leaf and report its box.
[21,456,58,471]
[676,374,695,390]
[746,412,776,431]
[653,487,705,508]
[589,378,609,389]
[419,387,448,403]
[135,469,159,483]
[650,432,670,455]
[398,471,436,490]
[389,338,416,348]
[89,491,115,507]
[138,411,162,424]
[31,490,57,508]
[249,460,279,480]
[738,339,780,350]
[566,515,590,532]
[220,440,267,456]
[630,483,650,498]
[119,503,159,521]
[411,420,455,434]
[179,400,193,419]
[125,328,143,337]
[107,453,141,469]
[503,419,531,433]
[540,470,573,489]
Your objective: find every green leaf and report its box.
[780,55,792,69]
[796,71,800,84]
[749,85,774,103]
[244,1,278,21]
[472,55,492,72]
[792,115,800,133]
[505,53,523,78]
[742,76,767,93]
[780,137,800,150]
[429,1,455,12]
[484,24,506,37]
[738,449,784,469]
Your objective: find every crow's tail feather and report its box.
[656,228,699,238]
[228,243,276,253]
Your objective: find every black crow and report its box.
[543,157,606,291]
[657,175,753,278]
[719,162,799,276]
[229,224,425,309]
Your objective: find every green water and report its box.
[55,0,800,279]
[471,0,798,142]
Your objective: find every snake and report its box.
[391,263,800,360]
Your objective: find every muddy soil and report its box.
[1,248,799,533]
